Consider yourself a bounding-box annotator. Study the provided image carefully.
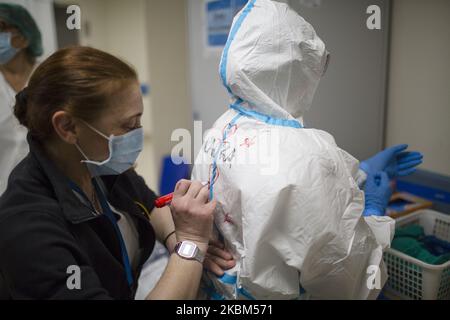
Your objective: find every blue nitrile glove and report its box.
[363,171,392,217]
[360,144,423,179]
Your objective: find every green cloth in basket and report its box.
[392,225,450,265]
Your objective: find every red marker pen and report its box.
[154,181,209,208]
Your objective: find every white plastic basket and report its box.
[384,209,450,300]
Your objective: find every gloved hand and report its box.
[363,171,392,217]
[360,144,423,179]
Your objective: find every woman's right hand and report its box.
[170,180,216,246]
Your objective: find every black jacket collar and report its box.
[26,134,120,224]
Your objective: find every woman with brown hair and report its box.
[0,46,235,299]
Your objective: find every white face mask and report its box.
[75,121,144,177]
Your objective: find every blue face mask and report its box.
[76,121,144,177]
[0,32,19,65]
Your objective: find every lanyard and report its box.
[68,179,134,288]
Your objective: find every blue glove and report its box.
[363,171,392,217]
[360,144,423,178]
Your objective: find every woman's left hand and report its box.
[204,239,236,276]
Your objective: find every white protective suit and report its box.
[192,0,394,300]
[0,72,29,195]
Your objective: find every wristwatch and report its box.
[173,240,205,264]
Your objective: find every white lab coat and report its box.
[192,0,394,300]
[0,72,29,195]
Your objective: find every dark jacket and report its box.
[0,135,157,299]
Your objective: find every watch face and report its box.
[179,241,197,258]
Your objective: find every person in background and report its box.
[0,3,43,195]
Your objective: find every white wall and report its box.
[386,0,450,177]
[289,0,390,160]
[145,0,192,181]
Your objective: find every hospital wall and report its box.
[145,0,193,191]
[386,0,450,177]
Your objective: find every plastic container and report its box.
[384,209,450,300]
